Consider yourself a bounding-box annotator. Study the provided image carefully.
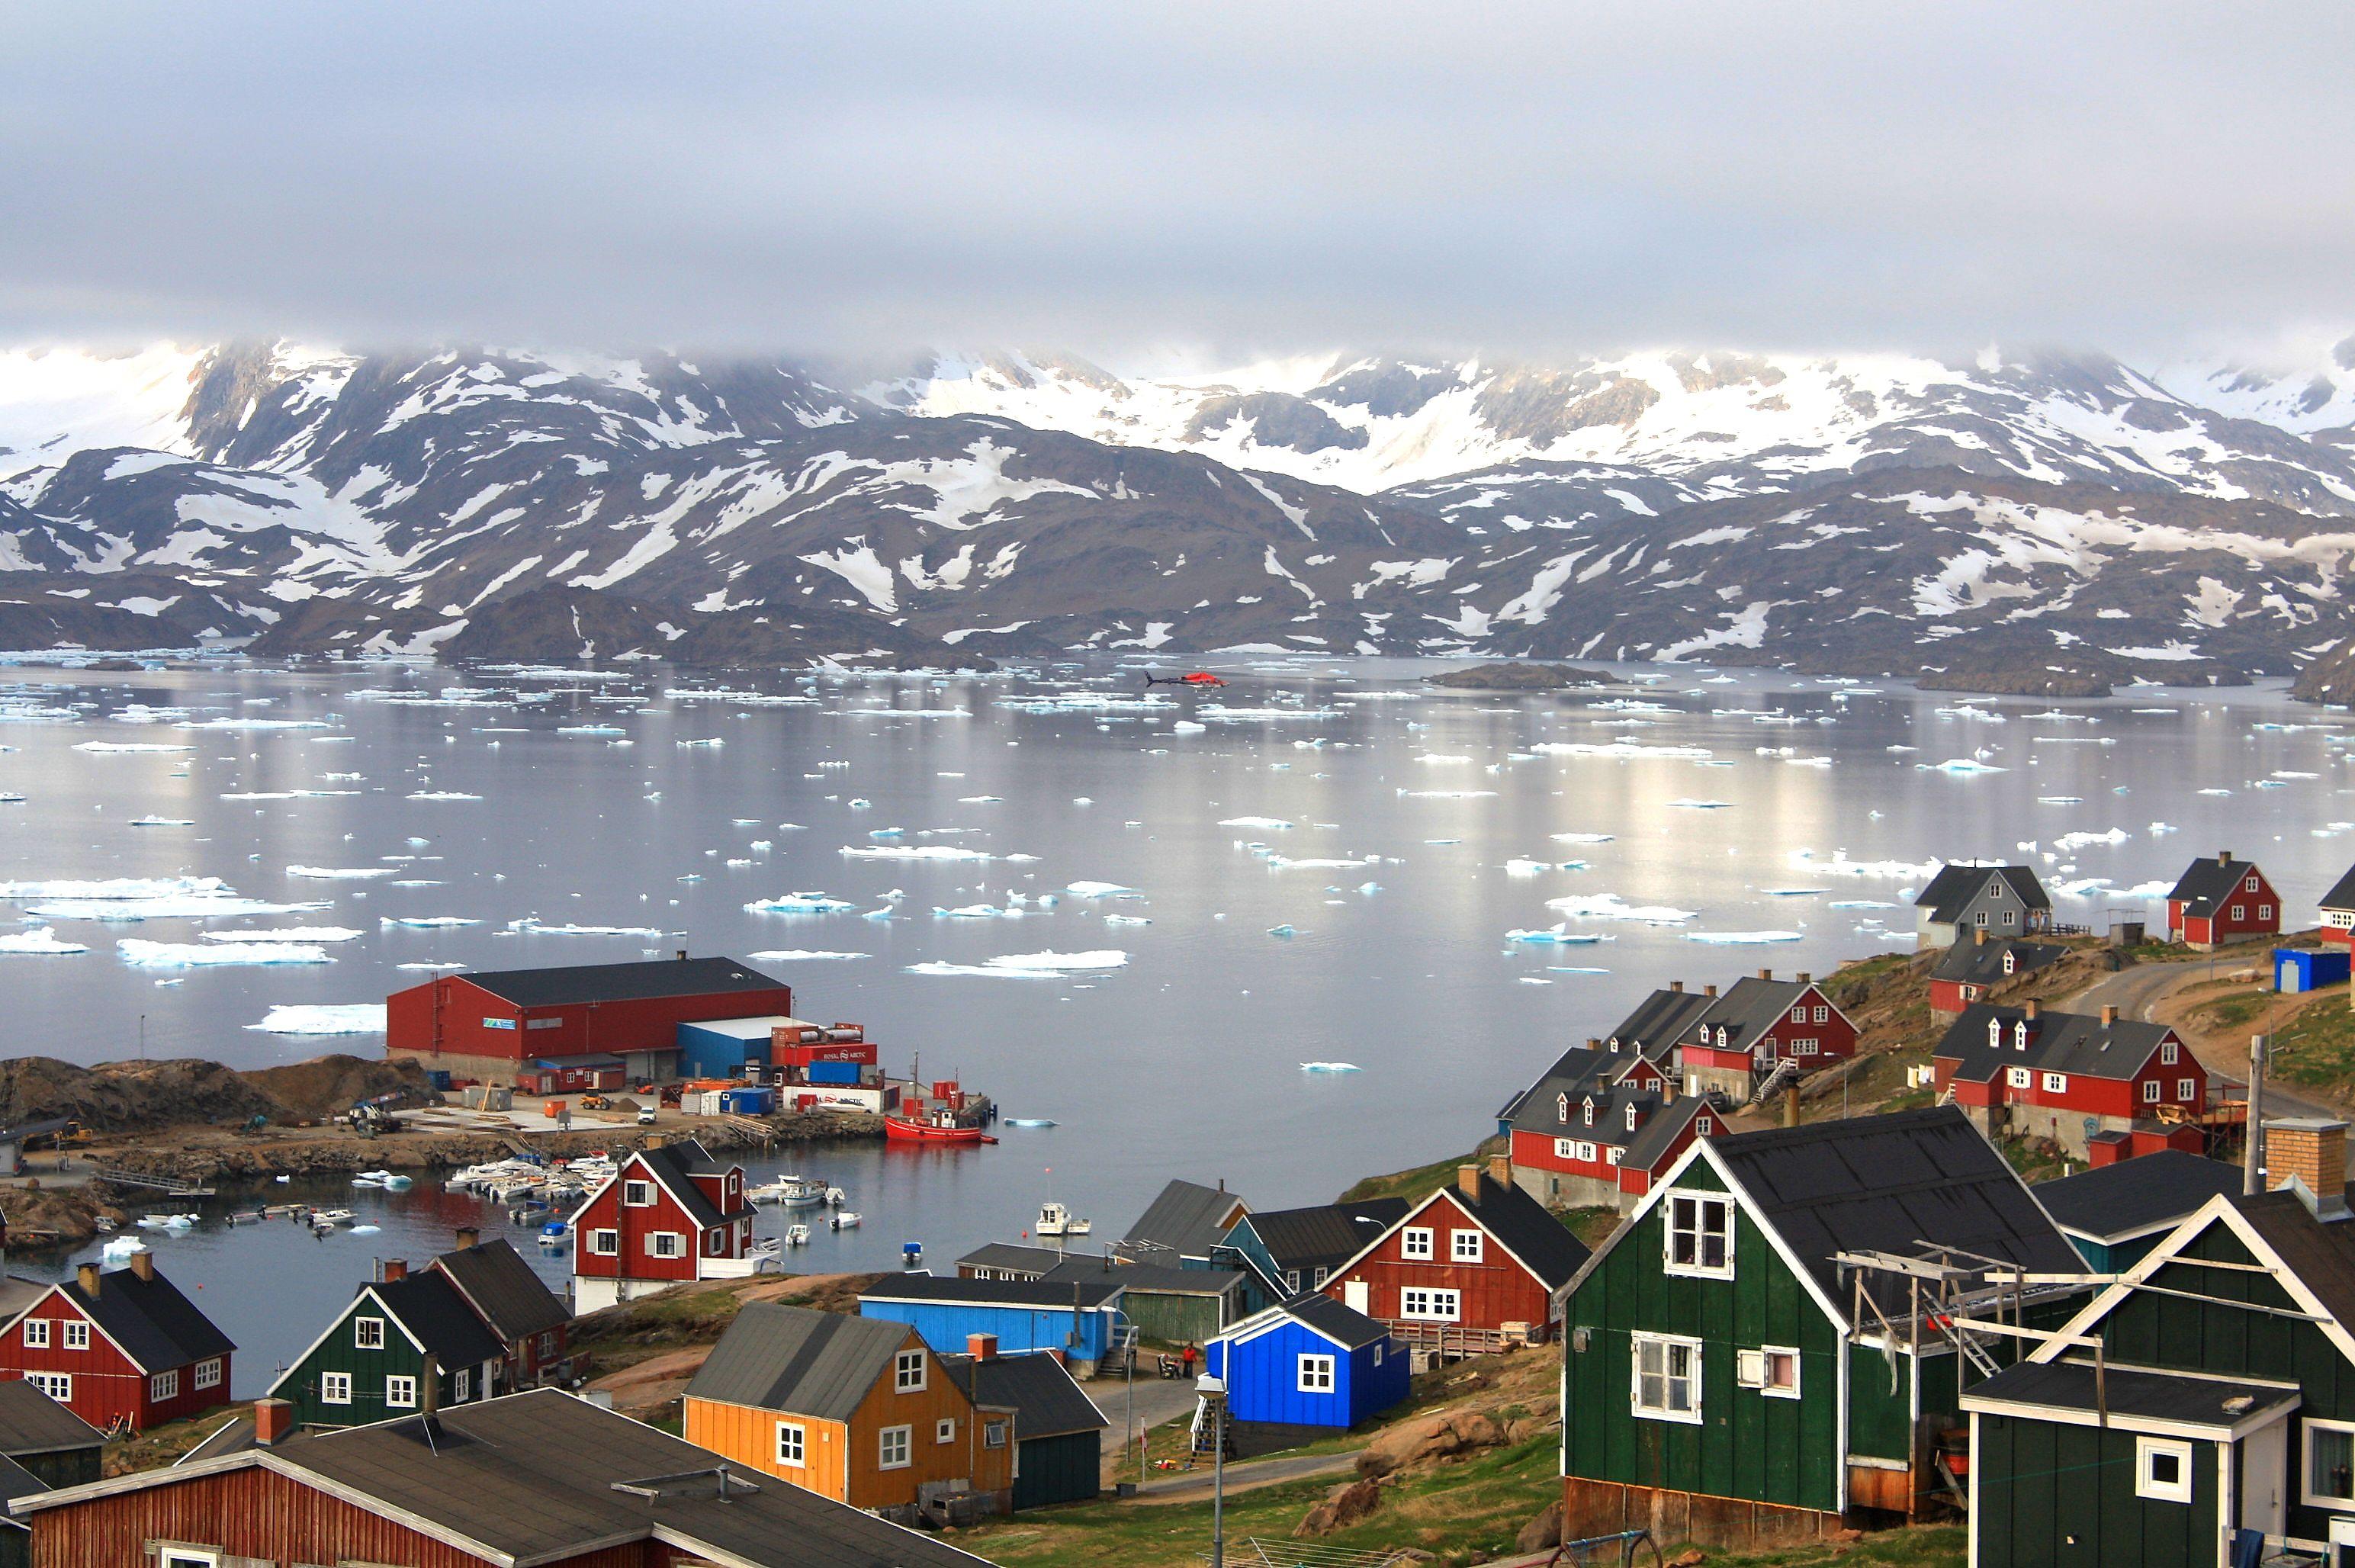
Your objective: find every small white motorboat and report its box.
[311,1208,356,1226]
[786,1223,811,1247]
[829,1211,861,1231]
[750,1175,827,1206]
[1035,1201,1090,1238]
[824,1187,847,1207]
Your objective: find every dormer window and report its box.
[1716,1027,1729,1047]
[1556,1092,1570,1123]
[1608,1036,1621,1052]
[1988,1017,2001,1048]
[2014,1022,2029,1051]
[2002,952,2016,975]
[1582,1099,1595,1127]
[1624,1104,1639,1132]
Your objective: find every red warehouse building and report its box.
[386,955,794,1084]
[1321,1159,1589,1353]
[1675,971,1859,1103]
[569,1137,763,1312]
[2164,850,2280,949]
[0,1255,233,1433]
[1933,999,2210,1158]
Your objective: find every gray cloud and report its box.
[4,1,2351,363]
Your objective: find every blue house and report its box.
[1207,1296,1408,1429]
[857,1275,1128,1373]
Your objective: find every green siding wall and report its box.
[1120,1291,1226,1348]
[276,1304,484,1430]
[1562,1167,1842,1513]
[1847,1343,1912,1461]
[1013,1429,1103,1510]
[1975,1414,2216,1568]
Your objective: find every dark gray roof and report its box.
[1929,937,2067,987]
[461,956,786,1008]
[1965,1358,2297,1432]
[686,1303,914,1422]
[367,1273,509,1370]
[1231,1200,1410,1275]
[1226,1293,1392,1352]
[1039,1258,1245,1297]
[176,1415,256,1465]
[860,1275,1123,1310]
[47,1388,991,1567]
[432,1239,570,1345]
[1604,988,1717,1055]
[1708,1106,2084,1314]
[956,1242,1066,1277]
[2035,1152,2245,1243]
[941,1350,1107,1440]
[1916,864,2051,924]
[2167,853,2266,917]
[1690,975,1825,1052]
[1936,1004,2177,1085]
[1618,1097,1715,1174]
[0,1380,101,1457]
[0,1449,43,1512]
[56,1264,233,1374]
[2324,864,2355,913]
[629,1139,745,1230]
[1509,1077,1669,1149]
[1121,1179,1248,1260]
[1449,1174,1591,1290]
[2232,1190,2355,1334]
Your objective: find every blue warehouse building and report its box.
[858,1275,1129,1374]
[1207,1295,1407,1429]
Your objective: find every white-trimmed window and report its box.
[648,1232,684,1259]
[454,1367,472,1402]
[150,1369,178,1403]
[1401,1227,1434,1261]
[1739,1346,1801,1398]
[19,1319,47,1350]
[1399,1288,1460,1321]
[1299,1354,1335,1393]
[1795,1039,1819,1056]
[2307,1419,2355,1507]
[2246,876,2260,892]
[355,1316,386,1350]
[2137,1435,2194,1504]
[385,1376,416,1409]
[1664,1193,1733,1278]
[1696,1117,1714,1137]
[623,1180,655,1208]
[1791,1006,1807,1024]
[2041,1072,2067,1094]
[1554,1138,1576,1159]
[321,1371,352,1405]
[879,1424,912,1469]
[1631,1332,1701,1423]
[2143,1080,2162,1104]
[937,1416,957,1444]
[985,1418,1007,1448]
[776,1420,805,1466]
[1813,1006,1830,1023]
[2007,1066,2031,1089]
[895,1349,928,1393]
[2180,1078,2198,1101]
[1624,1104,1638,1132]
[193,1358,221,1391]
[62,1321,88,1351]
[2230,905,2245,921]
[27,1373,69,1403]
[1556,1092,1569,1124]
[2161,1041,2180,1066]
[587,1229,618,1256]
[1451,1230,1484,1263]
[156,1550,219,1568]
[2261,904,2274,921]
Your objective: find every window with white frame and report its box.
[879,1425,912,1469]
[19,1319,47,1349]
[27,1373,69,1403]
[1556,1092,1569,1123]
[62,1321,88,1351]
[1631,1333,1701,1422]
[1791,1006,1807,1024]
[1286,1270,1303,1293]
[2246,876,2260,892]
[2142,1080,2162,1104]
[2136,1435,2194,1504]
[1298,1354,1335,1393]
[1452,1230,1483,1263]
[1794,1039,1819,1056]
[2230,905,2245,921]
[2161,1041,2180,1065]
[538,1331,557,1359]
[454,1367,472,1402]
[1401,1227,1434,1261]
[2007,1066,2031,1089]
[776,1421,805,1466]
[385,1376,416,1409]
[1697,1117,1714,1136]
[2306,1419,2355,1507]
[2261,905,2273,921]
[2003,910,2017,927]
[355,1316,385,1350]
[1555,1138,1576,1159]
[1399,1288,1460,1321]
[1582,1099,1595,1126]
[321,1371,351,1405]
[150,1369,178,1403]
[156,1550,219,1568]
[587,1229,618,1256]
[1813,1006,1829,1023]
[193,1358,220,1391]
[1737,1346,1801,1398]
[2042,1072,2067,1094]
[623,1180,655,1208]
[1664,1193,1733,1277]
[1624,1104,1638,1132]
[2180,1078,2198,1101]
[895,1349,928,1392]
[648,1232,684,1259]
[937,1416,956,1444]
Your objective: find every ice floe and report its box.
[905,949,1128,977]
[1546,894,1697,924]
[0,927,87,955]
[248,1004,388,1033]
[745,892,857,914]
[119,940,332,966]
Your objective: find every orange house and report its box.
[682,1303,1014,1516]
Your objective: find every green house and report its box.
[265,1266,509,1430]
[1558,1107,2087,1553]
[1966,1178,2355,1566]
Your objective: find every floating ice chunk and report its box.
[287,866,396,880]
[1171,721,1206,734]
[1788,850,1943,881]
[1357,882,1382,895]
[1505,860,1587,876]
[1666,798,1733,809]
[1682,930,1804,944]
[120,940,331,966]
[379,915,481,928]
[1264,855,1375,871]
[0,927,86,955]
[1533,741,1714,760]
[1066,881,1135,898]
[746,892,856,914]
[2036,796,2084,805]
[1550,833,1616,844]
[935,904,1017,918]
[1265,924,1297,937]
[557,725,627,736]
[1545,894,1697,924]
[1827,900,1897,910]
[406,791,483,802]
[127,816,193,827]
[958,796,1005,805]
[1300,1062,1361,1073]
[746,949,870,961]
[1397,789,1498,799]
[506,918,665,937]
[1217,816,1294,830]
[1505,925,1611,945]
[840,845,995,863]
[677,737,724,747]
[0,876,228,901]
[905,949,1127,977]
[248,1003,387,1033]
[74,742,192,753]
[1917,758,2006,775]
[1761,888,1825,897]
[206,927,363,943]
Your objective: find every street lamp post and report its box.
[1195,1373,1226,1568]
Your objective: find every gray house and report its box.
[1914,864,2052,949]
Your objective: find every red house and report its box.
[386,955,795,1085]
[1322,1159,1589,1353]
[1926,932,2067,1017]
[427,1231,573,1386]
[568,1137,763,1312]
[2318,863,2355,946]
[2164,850,2280,949]
[1675,970,1859,1102]
[1505,1047,1723,1213]
[0,1255,233,1432]
[1933,999,2210,1158]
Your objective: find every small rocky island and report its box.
[1424,660,1614,691]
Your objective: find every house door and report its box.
[2242,1419,2288,1541]
[1343,1280,1370,1313]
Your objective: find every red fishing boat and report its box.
[884,1113,998,1145]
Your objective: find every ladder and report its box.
[1190,1392,1236,1458]
[1751,1056,1805,1105]
[1927,1306,2003,1381]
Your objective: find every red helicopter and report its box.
[1142,670,1228,688]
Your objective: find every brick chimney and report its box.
[1669,980,1685,993]
[1975,927,1988,946]
[2218,850,2235,866]
[379,1258,408,1283]
[1704,983,1718,998]
[75,1263,98,1297]
[2100,1005,2119,1027]
[2266,1118,2349,1219]
[1797,972,1811,985]
[1757,969,1772,982]
[454,1227,480,1251]
[967,1333,998,1361]
[127,1250,153,1283]
[253,1397,295,1446]
[1457,1163,1482,1199]
[2024,998,2041,1020]
[1488,1153,1512,1188]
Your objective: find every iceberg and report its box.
[840,845,995,863]
[379,915,482,928]
[74,742,192,753]
[405,791,483,802]
[746,949,869,961]
[1216,817,1293,830]
[287,866,397,880]
[127,817,193,827]
[205,927,364,943]
[247,1004,388,1034]
[1300,1062,1361,1073]
[1682,930,1804,945]
[1504,925,1611,945]
[906,949,1128,978]
[1545,894,1697,925]
[0,927,87,955]
[1065,881,1135,897]
[506,919,666,937]
[119,940,332,966]
[745,892,856,914]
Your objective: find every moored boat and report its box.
[883,1114,997,1145]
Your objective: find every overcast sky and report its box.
[4,2,2350,368]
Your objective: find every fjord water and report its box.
[1,659,2344,1393]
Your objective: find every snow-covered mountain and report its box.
[5,338,2355,687]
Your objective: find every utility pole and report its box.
[138,1014,146,1062]
[2244,1033,2267,1196]
[1198,1374,1227,1568]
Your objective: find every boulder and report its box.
[1514,1499,1564,1553]
[1293,1478,1384,1537]
[1355,1409,1509,1478]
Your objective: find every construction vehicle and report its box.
[580,1094,612,1110]
[31,1121,95,1152]
[345,1097,406,1138]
